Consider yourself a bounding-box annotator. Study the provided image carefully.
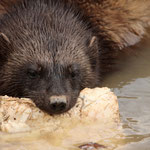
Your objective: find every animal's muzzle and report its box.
[49,95,67,114]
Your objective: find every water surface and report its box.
[102,38,150,150]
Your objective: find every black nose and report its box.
[49,96,67,114]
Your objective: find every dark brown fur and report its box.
[2,0,150,48]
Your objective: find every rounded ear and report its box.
[0,33,10,43]
[88,36,97,48]
[86,36,100,71]
[0,33,12,65]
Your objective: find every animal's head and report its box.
[0,0,100,114]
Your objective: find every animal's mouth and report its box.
[28,93,79,115]
[34,98,70,115]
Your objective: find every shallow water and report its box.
[102,38,150,150]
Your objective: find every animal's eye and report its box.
[68,64,80,79]
[69,69,79,79]
[70,71,76,78]
[27,69,39,79]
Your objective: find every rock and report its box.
[0,87,120,133]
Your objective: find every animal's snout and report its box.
[49,95,67,114]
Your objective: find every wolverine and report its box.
[0,0,150,114]
[0,0,100,114]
